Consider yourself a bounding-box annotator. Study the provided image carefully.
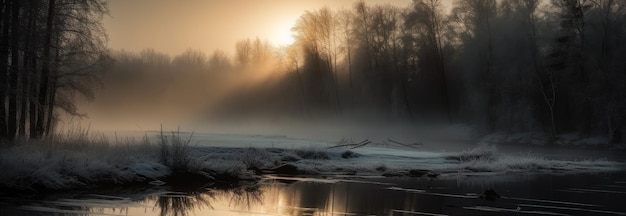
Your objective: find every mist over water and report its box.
[74,44,466,143]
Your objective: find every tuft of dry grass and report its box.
[158,125,194,173]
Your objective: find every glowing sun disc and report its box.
[273,21,295,46]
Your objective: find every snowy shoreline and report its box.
[1,131,623,193]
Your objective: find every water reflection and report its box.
[152,191,212,216]
[6,172,626,216]
[143,182,265,216]
[210,183,264,211]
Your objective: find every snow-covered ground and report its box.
[0,131,623,191]
[179,132,623,175]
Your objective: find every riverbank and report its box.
[1,130,623,193]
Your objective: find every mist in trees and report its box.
[0,0,110,140]
[16,0,623,146]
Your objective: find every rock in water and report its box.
[480,189,501,201]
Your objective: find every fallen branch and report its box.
[350,140,371,149]
[328,139,370,149]
[387,139,423,149]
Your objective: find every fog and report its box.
[69,0,625,148]
[75,0,421,140]
[76,45,469,142]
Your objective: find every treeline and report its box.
[99,0,626,144]
[294,0,626,143]
[288,0,626,144]
[0,0,109,140]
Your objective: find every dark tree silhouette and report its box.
[0,0,109,140]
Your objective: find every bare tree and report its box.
[293,7,342,114]
[407,0,451,120]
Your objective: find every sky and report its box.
[104,0,412,56]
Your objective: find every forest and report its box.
[0,0,109,140]
[2,0,626,146]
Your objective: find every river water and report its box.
[2,171,626,216]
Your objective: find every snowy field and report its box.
[0,130,624,191]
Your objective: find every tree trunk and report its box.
[19,1,36,137]
[18,58,27,137]
[35,0,55,138]
[7,0,21,139]
[44,80,56,136]
[485,7,496,132]
[0,0,11,139]
[436,41,449,121]
[45,37,60,136]
[29,57,38,137]
[28,0,39,137]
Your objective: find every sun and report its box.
[272,20,295,46]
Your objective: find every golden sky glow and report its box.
[104,0,412,56]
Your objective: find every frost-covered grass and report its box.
[445,142,496,162]
[1,129,623,192]
[443,142,622,173]
[0,128,249,191]
[453,153,621,173]
[0,132,160,190]
[293,147,330,160]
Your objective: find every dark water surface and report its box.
[2,172,626,216]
